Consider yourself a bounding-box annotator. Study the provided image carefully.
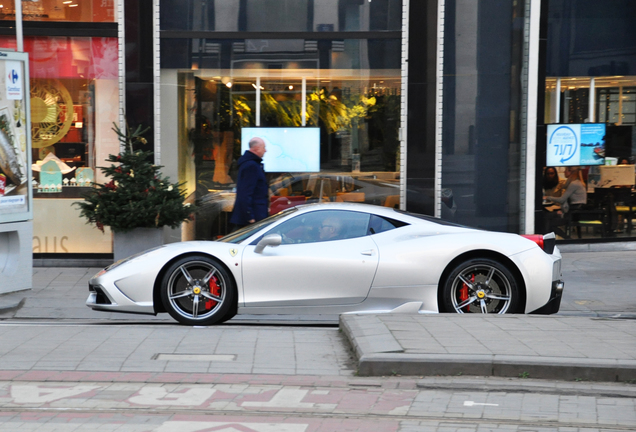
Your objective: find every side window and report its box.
[368,214,409,235]
[263,210,371,244]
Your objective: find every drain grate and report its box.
[153,353,236,361]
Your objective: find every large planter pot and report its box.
[113,227,163,262]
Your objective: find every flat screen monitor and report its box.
[241,127,320,173]
[546,123,606,167]
[599,165,635,188]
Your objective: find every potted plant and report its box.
[75,123,194,261]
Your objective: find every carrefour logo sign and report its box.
[8,68,18,83]
[5,61,23,100]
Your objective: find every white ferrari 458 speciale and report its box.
[87,203,564,325]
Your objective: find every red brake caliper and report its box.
[205,276,221,310]
[459,274,474,312]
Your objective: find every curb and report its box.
[339,313,404,360]
[340,315,636,383]
[355,352,636,382]
[416,376,636,397]
[0,297,25,314]
[559,241,636,253]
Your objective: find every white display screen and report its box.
[241,127,320,173]
[546,123,606,167]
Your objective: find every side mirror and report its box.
[254,234,282,254]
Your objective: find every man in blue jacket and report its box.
[230,136,268,229]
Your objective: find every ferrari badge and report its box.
[229,248,238,257]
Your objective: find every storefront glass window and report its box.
[0,36,119,253]
[166,37,401,240]
[0,0,115,23]
[538,0,636,240]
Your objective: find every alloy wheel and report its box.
[165,260,227,321]
[449,263,513,314]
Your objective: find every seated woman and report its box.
[543,167,565,198]
[543,166,587,239]
[542,166,565,212]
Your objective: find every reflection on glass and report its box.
[545,77,636,125]
[160,0,401,32]
[182,68,401,240]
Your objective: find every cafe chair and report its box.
[565,191,612,239]
[566,206,608,239]
[594,187,633,235]
[608,188,635,235]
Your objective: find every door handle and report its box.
[360,249,374,256]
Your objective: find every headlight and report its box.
[94,245,165,277]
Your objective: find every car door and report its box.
[241,210,379,307]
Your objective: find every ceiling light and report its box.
[69,3,78,7]
[225,82,232,88]
[288,85,294,90]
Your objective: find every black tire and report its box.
[442,258,521,314]
[160,255,236,325]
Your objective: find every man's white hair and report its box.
[249,137,264,148]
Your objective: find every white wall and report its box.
[94,79,121,184]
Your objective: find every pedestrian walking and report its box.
[230,136,268,229]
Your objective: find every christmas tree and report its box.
[75,123,194,233]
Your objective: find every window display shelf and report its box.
[33,186,92,199]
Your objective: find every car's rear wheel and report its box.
[442,258,521,314]
[160,255,236,325]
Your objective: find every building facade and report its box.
[1,0,634,257]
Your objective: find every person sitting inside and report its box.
[543,166,587,239]
[542,166,566,212]
[543,167,565,198]
[319,217,344,241]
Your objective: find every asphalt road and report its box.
[558,251,636,316]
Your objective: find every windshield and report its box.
[217,208,298,244]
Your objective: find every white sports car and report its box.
[87,203,564,325]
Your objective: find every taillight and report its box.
[521,233,556,254]
[521,234,544,250]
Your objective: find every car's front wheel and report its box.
[160,255,236,325]
[442,258,521,314]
